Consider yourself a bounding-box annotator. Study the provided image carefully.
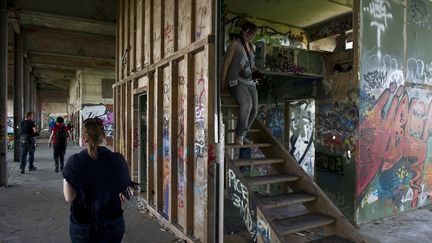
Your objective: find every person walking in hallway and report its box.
[48,116,70,172]
[221,21,260,145]
[19,111,39,174]
[63,118,132,243]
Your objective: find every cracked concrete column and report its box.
[0,0,9,187]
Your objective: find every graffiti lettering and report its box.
[228,169,257,240]
[409,0,430,28]
[324,189,349,211]
[363,70,387,90]
[316,152,343,175]
[81,104,114,137]
[164,23,174,44]
[358,83,432,208]
[407,58,432,84]
[363,0,393,58]
[256,217,271,243]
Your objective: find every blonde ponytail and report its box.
[83,118,106,160]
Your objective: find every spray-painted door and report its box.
[286,99,315,178]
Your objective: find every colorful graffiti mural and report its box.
[257,103,284,143]
[81,104,114,147]
[7,117,13,150]
[316,102,358,165]
[358,0,432,222]
[81,104,114,137]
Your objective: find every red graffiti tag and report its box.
[133,128,139,148]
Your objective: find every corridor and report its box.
[0,139,176,243]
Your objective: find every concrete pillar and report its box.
[30,77,35,118]
[35,87,41,126]
[23,58,30,114]
[13,33,23,162]
[0,0,9,187]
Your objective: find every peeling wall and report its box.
[81,70,115,104]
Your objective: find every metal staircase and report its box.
[221,93,366,243]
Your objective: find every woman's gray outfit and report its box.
[226,40,258,138]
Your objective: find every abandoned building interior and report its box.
[2,0,432,242]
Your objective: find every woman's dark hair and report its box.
[241,21,257,34]
[25,112,33,118]
[56,116,64,123]
[83,118,105,160]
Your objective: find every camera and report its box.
[252,70,264,81]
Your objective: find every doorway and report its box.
[285,99,315,178]
[139,94,147,191]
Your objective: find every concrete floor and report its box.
[1,138,432,243]
[0,139,178,243]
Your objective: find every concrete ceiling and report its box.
[32,68,74,90]
[224,0,353,28]
[18,11,116,36]
[9,0,117,22]
[7,0,117,102]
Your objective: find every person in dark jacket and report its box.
[63,118,131,243]
[19,111,39,174]
[48,116,71,172]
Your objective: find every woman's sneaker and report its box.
[235,136,244,145]
[243,137,253,144]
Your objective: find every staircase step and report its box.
[274,213,335,236]
[260,193,317,209]
[221,104,239,109]
[225,143,272,149]
[233,158,285,167]
[226,128,260,133]
[307,235,353,243]
[246,174,299,186]
[220,93,232,98]
[222,116,238,121]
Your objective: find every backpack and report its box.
[56,126,67,147]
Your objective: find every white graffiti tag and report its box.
[363,0,393,58]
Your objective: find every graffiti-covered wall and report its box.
[257,76,315,175]
[357,0,432,223]
[80,104,114,146]
[7,117,14,150]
